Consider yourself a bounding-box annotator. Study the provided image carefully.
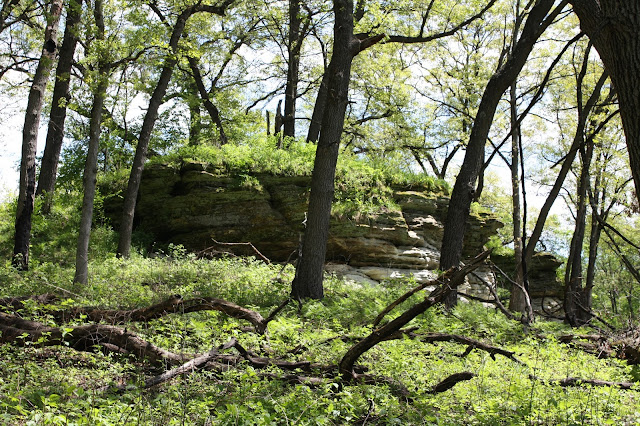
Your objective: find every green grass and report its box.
[0,175,638,425]
[1,232,639,424]
[1,258,639,424]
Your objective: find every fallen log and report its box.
[558,332,640,365]
[531,375,638,390]
[52,295,269,334]
[0,311,185,365]
[0,294,59,312]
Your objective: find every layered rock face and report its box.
[123,162,499,258]
[107,161,561,302]
[491,251,564,313]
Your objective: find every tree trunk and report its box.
[564,140,593,326]
[187,78,202,146]
[506,3,531,317]
[306,72,328,143]
[571,0,640,201]
[291,0,358,299]
[13,0,64,270]
[584,195,602,316]
[116,62,178,257]
[187,55,228,146]
[116,1,235,257]
[439,0,560,308]
[36,0,82,211]
[74,0,109,285]
[283,0,302,139]
[508,80,531,318]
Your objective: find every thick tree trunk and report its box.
[291,0,357,299]
[439,0,560,308]
[13,0,64,270]
[75,0,109,285]
[283,0,302,139]
[571,0,640,201]
[36,0,82,211]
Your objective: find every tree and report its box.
[282,0,309,139]
[74,0,111,285]
[36,0,83,213]
[291,0,373,299]
[410,20,497,181]
[439,0,566,308]
[293,0,497,299]
[570,0,640,201]
[116,0,236,258]
[13,0,64,270]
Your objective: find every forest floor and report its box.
[1,253,639,425]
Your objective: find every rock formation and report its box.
[105,161,562,304]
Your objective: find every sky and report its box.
[0,99,27,201]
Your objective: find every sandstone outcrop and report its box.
[105,161,562,303]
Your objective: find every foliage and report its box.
[0,197,640,425]
[145,134,449,219]
[1,253,639,424]
[0,191,639,424]
[1,0,640,421]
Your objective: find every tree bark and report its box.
[584,169,603,317]
[283,0,303,139]
[186,78,202,146]
[508,79,531,317]
[75,0,110,285]
[439,0,562,307]
[506,3,530,316]
[116,1,234,257]
[564,139,593,326]
[12,0,64,270]
[291,0,358,299]
[36,0,82,211]
[571,0,640,201]
[306,72,328,143]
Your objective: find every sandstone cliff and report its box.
[105,161,562,302]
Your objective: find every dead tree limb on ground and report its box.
[383,330,523,364]
[339,250,492,380]
[0,311,186,365]
[49,295,269,334]
[530,375,638,390]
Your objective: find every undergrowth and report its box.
[1,252,639,424]
[1,185,639,425]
